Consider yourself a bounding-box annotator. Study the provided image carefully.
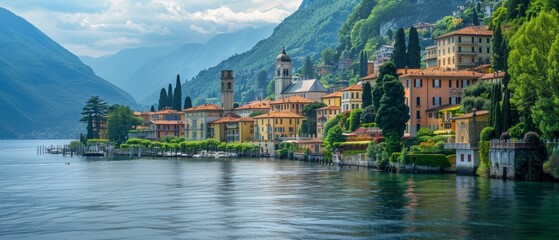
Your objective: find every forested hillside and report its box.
[181,0,360,105]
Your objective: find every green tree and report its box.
[150,106,155,112]
[349,108,363,132]
[301,102,327,136]
[167,83,173,109]
[391,28,407,69]
[322,114,342,139]
[80,96,109,139]
[472,7,480,26]
[326,125,345,145]
[362,82,372,108]
[86,117,94,140]
[321,47,335,66]
[491,23,505,71]
[372,61,397,116]
[360,105,375,124]
[302,56,315,79]
[107,105,142,145]
[158,88,168,110]
[406,26,421,68]
[376,75,410,154]
[509,10,559,138]
[184,96,192,109]
[173,75,182,110]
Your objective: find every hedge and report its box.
[389,153,451,168]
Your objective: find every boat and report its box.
[48,148,62,154]
[214,151,229,158]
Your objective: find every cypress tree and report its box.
[173,75,182,110]
[150,106,155,112]
[362,82,372,108]
[372,61,397,116]
[407,26,421,69]
[184,96,192,109]
[167,83,173,109]
[158,88,167,110]
[375,75,410,155]
[502,74,512,132]
[86,117,94,140]
[391,28,407,69]
[472,7,479,26]
[359,50,365,77]
[491,23,505,71]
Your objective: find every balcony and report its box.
[444,142,478,149]
[457,50,477,55]
[456,62,478,67]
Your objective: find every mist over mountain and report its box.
[0,7,136,138]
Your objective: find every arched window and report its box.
[277,69,280,76]
[227,82,231,90]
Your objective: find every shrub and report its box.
[480,127,495,141]
[447,155,456,165]
[524,131,541,145]
[390,152,401,163]
[508,122,524,139]
[402,154,451,168]
[544,148,559,179]
[87,139,109,145]
[417,127,434,137]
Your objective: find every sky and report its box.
[0,0,303,57]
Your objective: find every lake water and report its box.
[1,140,558,239]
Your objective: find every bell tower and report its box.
[274,47,292,100]
[220,70,234,112]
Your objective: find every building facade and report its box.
[220,70,235,112]
[341,84,363,112]
[429,26,493,70]
[253,111,304,142]
[316,105,341,137]
[274,48,328,101]
[184,104,223,141]
[233,100,271,117]
[320,91,341,107]
[269,96,315,114]
[445,110,489,175]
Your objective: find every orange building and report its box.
[316,105,341,137]
[148,120,185,140]
[269,96,316,114]
[233,100,271,117]
[400,68,484,136]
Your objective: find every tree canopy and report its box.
[107,105,142,145]
[80,96,109,139]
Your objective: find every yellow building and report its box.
[233,100,271,117]
[210,114,254,143]
[425,104,461,134]
[446,110,490,175]
[316,105,341,137]
[341,84,363,112]
[433,26,493,70]
[253,111,304,141]
[184,104,223,141]
[269,96,315,114]
[320,91,341,107]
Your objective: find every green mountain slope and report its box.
[0,7,136,138]
[182,0,360,103]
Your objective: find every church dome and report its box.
[276,47,291,62]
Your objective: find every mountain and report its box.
[182,0,360,104]
[338,0,464,57]
[80,44,179,91]
[121,26,275,104]
[0,8,136,139]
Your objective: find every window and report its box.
[432,97,442,106]
[416,97,421,106]
[479,47,482,53]
[467,154,472,162]
[471,46,475,53]
[356,93,359,99]
[433,79,441,88]
[416,111,421,119]
[487,38,490,43]
[458,36,462,43]
[479,37,482,43]
[406,79,410,88]
[428,113,433,118]
[227,82,232,90]
[487,47,490,54]
[449,80,452,88]
[461,154,464,162]
[414,79,422,88]
[351,92,354,98]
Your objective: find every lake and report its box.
[1,140,558,239]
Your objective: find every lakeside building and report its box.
[425,104,461,133]
[489,139,545,180]
[210,114,254,143]
[252,111,305,154]
[424,45,438,68]
[400,68,485,136]
[316,105,341,137]
[184,104,223,141]
[425,26,493,70]
[133,109,184,141]
[445,109,489,175]
[274,48,328,102]
[233,100,271,117]
[341,84,363,112]
[269,95,316,114]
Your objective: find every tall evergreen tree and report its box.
[158,88,168,110]
[150,106,155,112]
[406,26,421,69]
[80,96,109,139]
[167,83,173,109]
[502,74,512,132]
[391,28,407,69]
[359,50,366,77]
[491,23,505,70]
[302,56,314,79]
[184,96,192,109]
[173,75,182,110]
[372,62,397,116]
[472,7,479,26]
[376,75,410,154]
[362,82,372,107]
[86,117,94,140]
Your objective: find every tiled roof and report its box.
[235,100,271,110]
[184,104,223,112]
[400,68,485,78]
[270,96,315,104]
[435,26,493,39]
[480,71,506,80]
[316,105,341,111]
[321,91,342,99]
[453,110,489,120]
[252,111,304,119]
[150,120,184,125]
[360,69,422,81]
[342,84,363,91]
[297,138,323,144]
[282,79,328,94]
[212,116,255,124]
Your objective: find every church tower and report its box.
[274,47,292,100]
[220,70,234,112]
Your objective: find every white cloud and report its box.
[0,0,303,57]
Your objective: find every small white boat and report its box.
[214,151,229,158]
[48,148,62,154]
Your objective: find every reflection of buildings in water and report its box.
[454,176,475,238]
[404,178,418,233]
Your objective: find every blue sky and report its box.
[0,0,302,57]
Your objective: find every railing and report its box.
[490,140,539,149]
[444,142,478,149]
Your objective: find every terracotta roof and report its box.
[150,120,184,125]
[435,26,493,39]
[480,71,506,80]
[321,91,342,99]
[184,104,223,112]
[252,111,304,119]
[453,110,489,120]
[270,96,315,105]
[235,100,271,110]
[316,105,341,111]
[211,116,239,124]
[400,68,485,78]
[360,73,378,81]
[342,84,363,91]
[360,69,421,81]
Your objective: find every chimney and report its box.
[367,61,374,75]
